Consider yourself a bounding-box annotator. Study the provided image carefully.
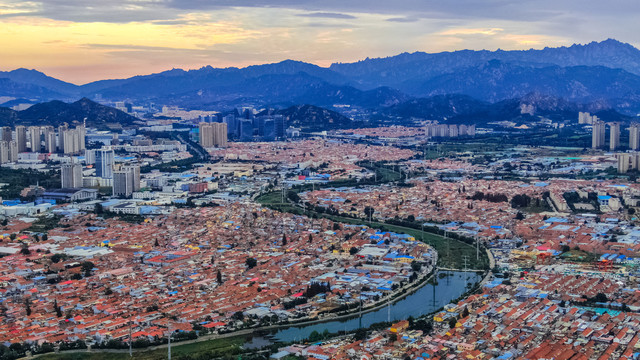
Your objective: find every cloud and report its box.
[81,43,197,51]
[439,28,504,36]
[386,17,418,23]
[297,12,356,19]
[1,0,640,83]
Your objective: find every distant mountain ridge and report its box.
[0,98,140,128]
[2,39,640,121]
[383,92,634,125]
[329,39,640,89]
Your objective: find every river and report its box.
[244,270,480,347]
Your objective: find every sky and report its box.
[0,0,639,84]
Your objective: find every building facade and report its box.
[592,121,606,149]
[61,163,83,188]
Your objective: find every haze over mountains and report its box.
[2,39,640,125]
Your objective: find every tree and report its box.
[217,270,223,283]
[282,234,287,246]
[364,206,375,219]
[232,311,244,320]
[349,247,359,255]
[25,299,31,316]
[287,191,301,203]
[54,299,62,317]
[515,212,525,221]
[511,194,531,209]
[308,234,313,243]
[448,317,457,329]
[461,307,470,318]
[81,261,95,277]
[20,243,30,255]
[354,328,367,341]
[308,330,322,342]
[389,333,398,342]
[410,261,422,272]
[593,292,608,303]
[245,258,257,269]
[304,282,331,298]
[51,254,63,263]
[38,342,54,354]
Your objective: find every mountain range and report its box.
[0,98,140,128]
[2,39,640,124]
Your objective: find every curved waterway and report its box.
[245,270,480,347]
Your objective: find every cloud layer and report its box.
[0,0,638,83]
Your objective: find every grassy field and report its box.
[420,142,507,160]
[256,191,489,270]
[36,336,246,360]
[26,215,65,233]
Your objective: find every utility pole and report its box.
[387,301,391,323]
[359,297,363,329]
[445,230,450,264]
[128,319,132,357]
[432,276,436,309]
[463,256,469,272]
[167,324,172,360]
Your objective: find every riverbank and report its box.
[29,185,488,360]
[256,190,489,271]
[27,264,439,360]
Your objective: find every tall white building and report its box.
[610,123,621,151]
[592,121,606,149]
[0,140,17,164]
[630,123,640,151]
[85,149,96,165]
[15,125,27,153]
[579,112,599,125]
[62,125,86,155]
[42,126,56,153]
[113,165,140,197]
[0,126,11,142]
[426,124,475,138]
[28,126,41,152]
[617,152,640,173]
[199,122,228,148]
[58,124,68,152]
[95,149,114,178]
[8,141,18,162]
[0,141,8,164]
[61,163,83,188]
